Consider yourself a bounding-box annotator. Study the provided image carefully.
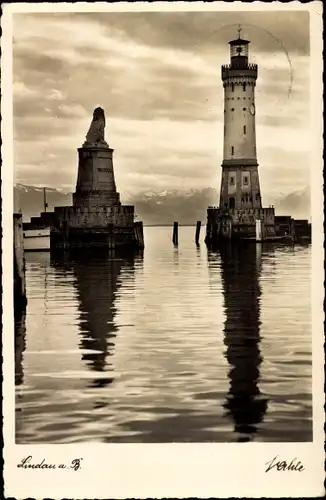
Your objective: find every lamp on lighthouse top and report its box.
[229,25,250,68]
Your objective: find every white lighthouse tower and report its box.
[219,28,262,211]
[205,28,276,244]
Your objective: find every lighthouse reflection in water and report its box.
[219,244,268,441]
[15,227,312,443]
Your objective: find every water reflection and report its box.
[51,250,138,389]
[15,309,26,438]
[14,311,26,387]
[15,228,312,443]
[215,244,268,441]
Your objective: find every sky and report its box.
[12,10,310,199]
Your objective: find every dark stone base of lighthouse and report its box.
[205,207,276,247]
[204,207,311,246]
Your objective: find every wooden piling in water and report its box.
[195,221,201,245]
[172,222,178,245]
[13,214,27,315]
[134,221,145,249]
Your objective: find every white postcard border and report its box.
[1,2,324,498]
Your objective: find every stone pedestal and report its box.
[205,207,275,245]
[49,107,143,250]
[73,146,120,208]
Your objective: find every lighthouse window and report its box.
[231,146,234,155]
[231,108,235,111]
[243,83,246,91]
[243,107,246,111]
[243,125,246,134]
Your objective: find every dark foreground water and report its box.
[15,226,312,443]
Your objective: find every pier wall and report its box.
[50,205,139,249]
[13,214,27,314]
[274,215,294,238]
[293,219,311,241]
[22,205,140,250]
[50,227,136,249]
[53,204,134,228]
[207,207,274,223]
[23,205,135,231]
[23,211,55,230]
[206,206,275,242]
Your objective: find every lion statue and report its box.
[84,107,108,147]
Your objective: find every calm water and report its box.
[15,226,312,443]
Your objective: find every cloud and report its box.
[12,10,310,198]
[62,11,310,56]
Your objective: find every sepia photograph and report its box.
[2,2,324,498]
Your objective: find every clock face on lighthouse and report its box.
[250,103,255,115]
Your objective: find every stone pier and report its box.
[14,213,27,314]
[205,206,276,245]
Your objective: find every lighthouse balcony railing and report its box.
[221,63,258,79]
[221,63,258,71]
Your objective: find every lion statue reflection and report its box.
[83,107,109,147]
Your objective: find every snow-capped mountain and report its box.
[14,184,72,221]
[14,183,310,225]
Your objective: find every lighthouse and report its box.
[220,28,262,211]
[205,28,276,245]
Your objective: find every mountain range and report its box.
[14,183,310,225]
